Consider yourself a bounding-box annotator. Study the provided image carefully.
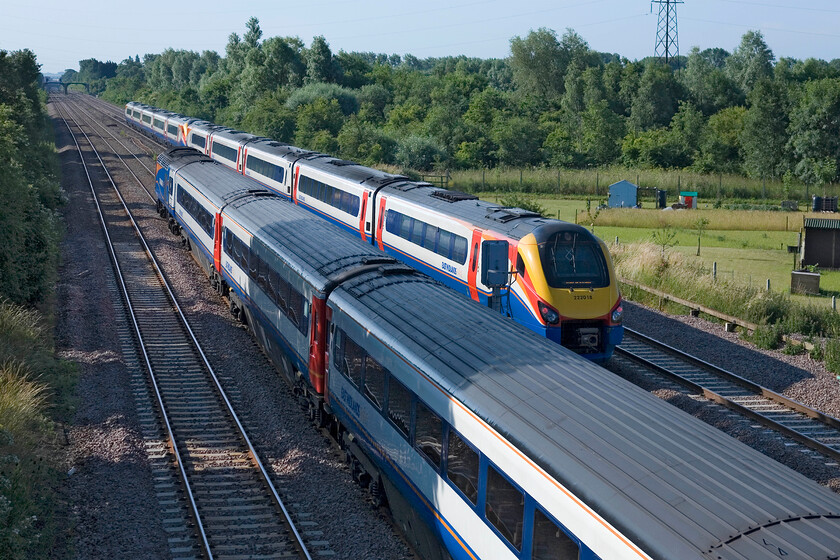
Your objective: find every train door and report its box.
[467,229,483,301]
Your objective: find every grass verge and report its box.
[0,300,77,559]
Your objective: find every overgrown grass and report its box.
[451,165,840,202]
[0,301,77,559]
[614,242,840,337]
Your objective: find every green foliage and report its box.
[825,338,840,374]
[746,323,784,349]
[88,21,840,187]
[0,300,77,559]
[0,51,62,306]
[395,135,447,171]
[286,82,359,115]
[497,193,546,216]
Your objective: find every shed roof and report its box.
[805,218,840,229]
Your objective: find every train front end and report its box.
[517,222,623,361]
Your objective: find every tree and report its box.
[509,27,594,108]
[695,106,746,174]
[740,79,790,179]
[726,31,774,96]
[629,62,684,132]
[306,36,335,84]
[788,78,840,186]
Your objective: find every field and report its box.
[475,193,840,309]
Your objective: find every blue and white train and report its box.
[128,101,623,361]
[156,146,840,560]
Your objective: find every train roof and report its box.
[165,149,270,208]
[211,128,263,145]
[247,138,311,160]
[383,181,569,240]
[224,194,423,292]
[329,275,840,559]
[296,156,568,240]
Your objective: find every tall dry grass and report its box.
[612,241,840,339]
[0,300,70,559]
[449,166,840,201]
[596,208,806,232]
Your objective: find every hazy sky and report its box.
[3,0,840,74]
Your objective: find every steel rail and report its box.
[54,97,314,560]
[616,327,840,464]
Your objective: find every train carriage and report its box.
[327,266,840,560]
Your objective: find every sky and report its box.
[3,0,840,75]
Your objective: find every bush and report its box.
[745,324,784,350]
[395,135,448,171]
[825,338,840,374]
[285,82,359,116]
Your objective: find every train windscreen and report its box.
[539,231,609,289]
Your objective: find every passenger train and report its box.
[126,101,623,361]
[155,146,840,560]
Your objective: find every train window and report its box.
[438,229,454,260]
[363,355,386,410]
[409,220,424,246]
[192,133,205,149]
[385,210,401,234]
[176,187,214,238]
[540,231,609,289]
[267,267,280,303]
[167,123,179,136]
[275,271,290,314]
[423,225,438,252]
[246,155,284,183]
[142,114,152,124]
[532,509,579,560]
[453,236,468,265]
[447,430,478,504]
[387,377,411,438]
[213,143,238,163]
[399,215,412,239]
[340,335,364,387]
[414,400,442,469]
[486,465,524,551]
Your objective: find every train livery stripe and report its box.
[467,230,482,301]
[330,396,480,560]
[376,198,386,251]
[341,310,650,559]
[358,192,369,243]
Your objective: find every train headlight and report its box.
[538,301,560,325]
[611,305,623,324]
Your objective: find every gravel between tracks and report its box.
[612,300,840,492]
[53,95,414,559]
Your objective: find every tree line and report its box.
[89,18,840,188]
[0,49,62,305]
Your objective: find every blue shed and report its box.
[608,180,639,208]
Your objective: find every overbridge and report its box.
[43,79,90,94]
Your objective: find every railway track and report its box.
[617,327,840,465]
[53,96,318,560]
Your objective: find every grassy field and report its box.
[477,193,840,310]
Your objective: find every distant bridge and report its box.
[43,79,90,94]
